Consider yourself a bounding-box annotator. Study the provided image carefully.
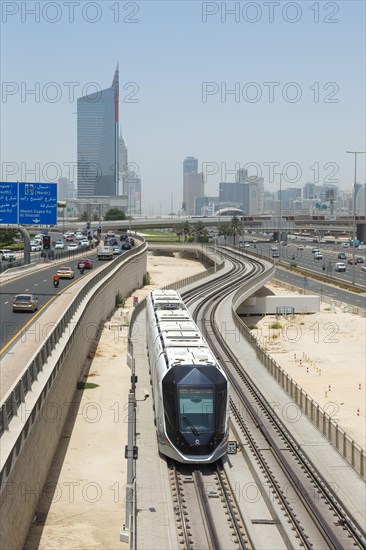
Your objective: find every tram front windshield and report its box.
[178,387,214,434]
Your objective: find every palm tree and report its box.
[218,222,230,243]
[193,221,207,242]
[183,221,191,242]
[229,216,241,246]
[174,223,184,242]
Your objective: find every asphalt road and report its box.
[0,253,98,352]
[247,241,366,287]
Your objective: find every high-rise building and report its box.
[58,177,75,200]
[182,157,201,214]
[183,172,204,215]
[183,156,198,174]
[119,129,128,196]
[77,64,119,198]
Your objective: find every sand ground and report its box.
[246,282,366,449]
[24,253,365,549]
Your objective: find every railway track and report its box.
[178,246,365,549]
[168,459,249,549]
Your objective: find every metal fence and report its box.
[231,304,366,480]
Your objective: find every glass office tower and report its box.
[77,64,119,198]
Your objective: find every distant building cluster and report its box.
[182,156,366,218]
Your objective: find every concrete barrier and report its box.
[0,245,147,549]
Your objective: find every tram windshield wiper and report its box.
[182,416,199,436]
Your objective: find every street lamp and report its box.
[346,150,366,285]
[274,172,285,259]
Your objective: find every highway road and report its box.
[0,252,98,353]
[246,241,366,287]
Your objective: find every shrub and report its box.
[143,272,151,285]
[115,291,125,307]
[270,322,282,330]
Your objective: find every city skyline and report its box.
[1,1,365,214]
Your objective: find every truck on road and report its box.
[97,245,114,260]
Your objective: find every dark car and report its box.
[347,258,356,265]
[77,258,93,269]
[105,238,118,246]
[120,241,132,251]
[13,294,38,313]
[126,236,135,246]
[120,234,128,242]
[338,252,347,260]
[355,257,364,263]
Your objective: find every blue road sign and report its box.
[0,182,18,224]
[0,182,57,225]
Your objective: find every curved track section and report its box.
[176,247,365,549]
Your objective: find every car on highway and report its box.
[272,252,279,258]
[338,252,347,260]
[67,243,79,251]
[355,257,364,264]
[13,293,39,313]
[271,246,278,251]
[126,236,135,246]
[112,245,122,255]
[77,258,93,269]
[296,245,304,250]
[342,242,350,248]
[0,249,17,261]
[361,265,366,272]
[30,241,42,252]
[347,258,356,265]
[335,262,346,272]
[120,241,132,251]
[311,247,320,254]
[314,252,323,260]
[65,235,74,242]
[55,240,65,249]
[57,266,75,279]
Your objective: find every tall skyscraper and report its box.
[77,64,119,198]
[119,129,128,195]
[182,156,200,213]
[183,172,204,215]
[183,156,198,174]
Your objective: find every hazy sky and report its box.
[1,0,365,214]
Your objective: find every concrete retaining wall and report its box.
[0,250,147,550]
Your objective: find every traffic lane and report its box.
[276,268,366,309]
[255,244,366,286]
[0,253,98,351]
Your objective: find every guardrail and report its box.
[230,288,366,480]
[0,242,146,437]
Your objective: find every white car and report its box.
[271,246,278,251]
[30,241,42,252]
[80,240,89,247]
[0,249,17,261]
[67,243,79,251]
[335,262,346,272]
[55,240,64,249]
[57,266,75,279]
